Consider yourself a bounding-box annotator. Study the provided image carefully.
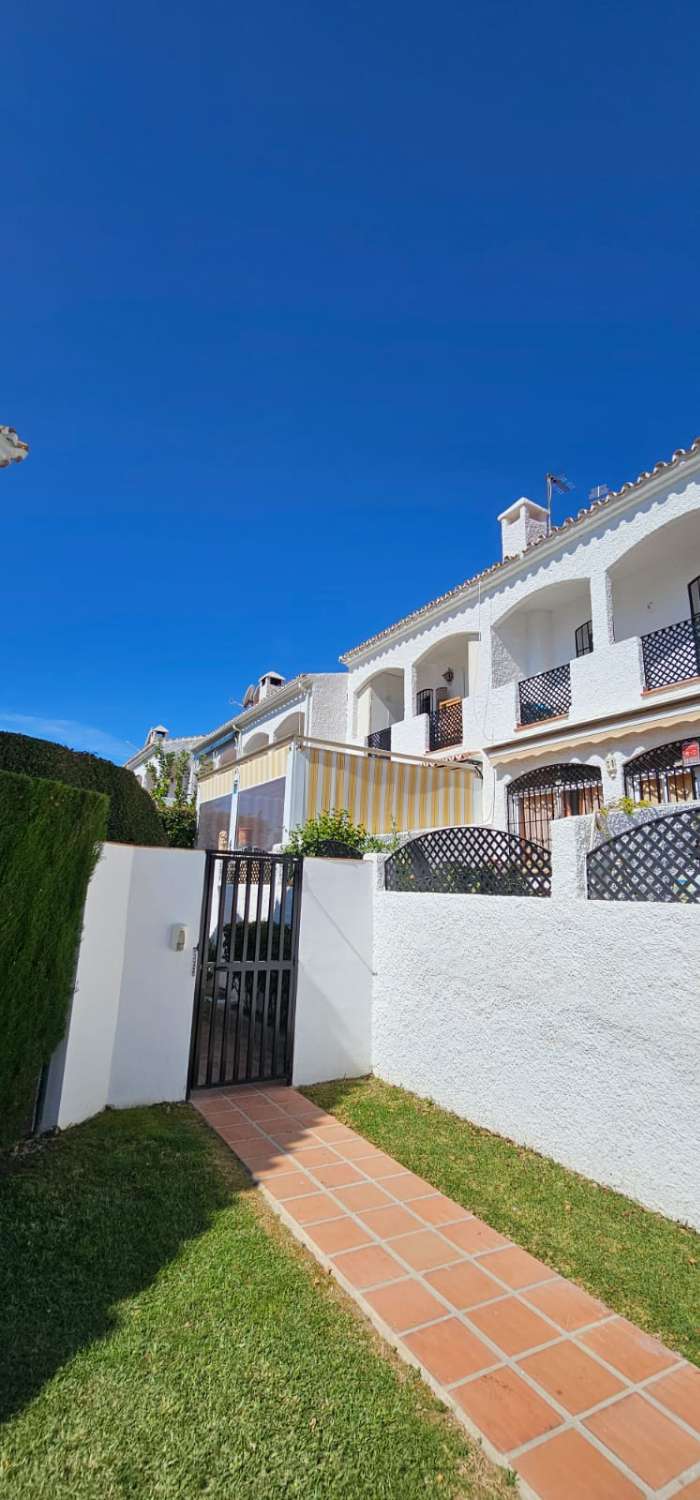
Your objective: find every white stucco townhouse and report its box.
[125,726,203,803]
[340,436,700,847]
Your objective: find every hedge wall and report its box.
[0,768,108,1148]
[0,732,166,846]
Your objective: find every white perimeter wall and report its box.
[372,886,700,1228]
[49,843,205,1129]
[293,858,373,1086]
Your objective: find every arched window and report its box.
[507,763,603,849]
[624,740,700,805]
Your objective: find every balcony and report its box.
[366,727,392,751]
[518,663,572,725]
[429,698,462,750]
[641,615,700,692]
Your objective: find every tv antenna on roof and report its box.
[545,471,574,532]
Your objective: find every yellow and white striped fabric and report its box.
[198,744,289,804]
[305,747,472,833]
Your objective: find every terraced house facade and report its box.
[341,437,700,848]
[192,436,700,852]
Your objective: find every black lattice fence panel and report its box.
[367,728,391,751]
[587,808,700,903]
[314,839,364,858]
[518,663,571,725]
[429,700,463,750]
[384,825,551,896]
[641,616,700,690]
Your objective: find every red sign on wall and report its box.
[681,739,700,767]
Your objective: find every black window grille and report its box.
[641,616,700,690]
[518,662,571,725]
[384,825,551,896]
[575,620,593,657]
[624,740,700,805]
[367,727,391,751]
[507,763,603,849]
[587,807,700,903]
[428,699,462,750]
[689,575,700,618]
[416,688,432,717]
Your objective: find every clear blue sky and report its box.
[3,1,698,762]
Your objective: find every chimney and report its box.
[497,498,549,561]
[258,671,285,701]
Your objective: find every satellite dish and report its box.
[242,684,257,707]
[0,427,29,468]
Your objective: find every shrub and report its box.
[159,804,197,849]
[0,732,166,846]
[0,768,108,1147]
[283,808,400,856]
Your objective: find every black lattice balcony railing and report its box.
[428,698,462,750]
[641,615,700,691]
[366,727,391,751]
[518,663,572,725]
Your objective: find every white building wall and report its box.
[48,844,205,1128]
[345,466,700,804]
[307,673,349,742]
[371,883,700,1228]
[293,858,373,1086]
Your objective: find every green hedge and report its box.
[0,769,108,1148]
[0,732,166,846]
[159,804,197,849]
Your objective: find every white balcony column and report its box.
[404,661,417,719]
[590,571,614,649]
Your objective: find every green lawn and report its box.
[304,1077,700,1367]
[0,1106,510,1500]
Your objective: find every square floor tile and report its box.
[515,1428,644,1499]
[267,1125,316,1148]
[440,1219,510,1255]
[483,1245,554,1289]
[333,1182,394,1212]
[216,1119,266,1143]
[338,1139,384,1161]
[676,1480,700,1498]
[310,1124,358,1142]
[364,1279,447,1334]
[383,1172,435,1202]
[649,1364,700,1433]
[332,1244,403,1290]
[411,1194,473,1228]
[304,1217,373,1255]
[425,1260,503,1310]
[523,1278,610,1331]
[404,1317,495,1385]
[262,1172,315,1201]
[585,1393,700,1489]
[388,1229,456,1272]
[453,1366,562,1453]
[287,1146,339,1168]
[356,1205,420,1238]
[285,1192,342,1226]
[468,1296,557,1356]
[520,1339,625,1413]
[357,1153,405,1180]
[580,1318,679,1383]
[309,1162,365,1189]
[236,1100,285,1121]
[233,1142,286,1168]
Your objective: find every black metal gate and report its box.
[189,851,303,1091]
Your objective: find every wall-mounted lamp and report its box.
[605,753,617,776]
[442,668,454,684]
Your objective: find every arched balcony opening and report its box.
[492,580,592,725]
[241,731,270,756]
[355,669,404,751]
[609,513,700,690]
[272,711,305,742]
[413,633,472,750]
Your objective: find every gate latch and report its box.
[191,942,199,977]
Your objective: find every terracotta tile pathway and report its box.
[193,1085,700,1500]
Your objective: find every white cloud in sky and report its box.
[0,711,136,765]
